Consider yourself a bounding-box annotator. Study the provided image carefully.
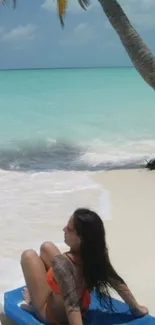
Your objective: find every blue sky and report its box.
[0,0,155,69]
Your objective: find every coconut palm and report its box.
[98,0,155,90]
[58,0,155,90]
[2,0,155,90]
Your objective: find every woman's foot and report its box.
[22,287,31,304]
[20,287,35,314]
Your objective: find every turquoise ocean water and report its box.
[0,67,155,299]
[0,67,155,171]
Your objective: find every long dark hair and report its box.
[73,208,126,311]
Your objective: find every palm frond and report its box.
[57,0,67,27]
[78,0,90,10]
[1,0,16,8]
[57,0,90,26]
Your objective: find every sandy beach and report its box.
[0,168,155,325]
[91,169,155,316]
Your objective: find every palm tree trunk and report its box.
[99,0,155,90]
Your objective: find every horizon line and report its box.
[0,65,133,72]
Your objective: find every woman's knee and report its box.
[21,249,37,265]
[40,242,61,261]
[40,241,57,255]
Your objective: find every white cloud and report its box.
[74,22,95,40]
[2,24,37,42]
[42,0,56,12]
[125,1,155,30]
[42,0,97,13]
[60,22,96,46]
[74,22,89,33]
[141,0,155,10]
[129,12,155,30]
[105,0,155,31]
[119,0,155,9]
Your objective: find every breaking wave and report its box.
[0,138,154,172]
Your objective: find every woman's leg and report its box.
[20,244,60,319]
[21,249,50,317]
[40,241,61,270]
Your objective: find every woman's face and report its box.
[63,216,81,249]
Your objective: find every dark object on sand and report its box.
[145,159,155,170]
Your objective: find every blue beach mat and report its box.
[4,286,155,325]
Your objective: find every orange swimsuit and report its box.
[46,254,91,324]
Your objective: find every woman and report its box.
[21,208,148,325]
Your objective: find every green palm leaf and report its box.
[57,0,90,26]
[1,0,16,8]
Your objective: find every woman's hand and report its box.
[130,305,149,317]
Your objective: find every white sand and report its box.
[91,169,155,316]
[1,168,155,325]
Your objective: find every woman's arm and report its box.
[109,276,140,309]
[52,255,83,325]
[109,276,148,316]
[106,253,148,316]
[67,310,83,325]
